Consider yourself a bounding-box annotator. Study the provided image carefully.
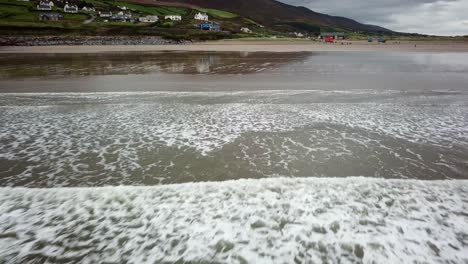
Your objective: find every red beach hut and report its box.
[325,36,334,43]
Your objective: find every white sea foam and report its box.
[1,97,466,156]
[0,91,467,185]
[0,177,467,263]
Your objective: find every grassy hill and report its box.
[0,0,271,39]
[0,0,399,40]
[126,0,392,33]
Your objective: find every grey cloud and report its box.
[279,0,468,35]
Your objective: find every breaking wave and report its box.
[0,177,467,263]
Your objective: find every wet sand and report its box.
[1,40,468,53]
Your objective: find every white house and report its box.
[82,6,95,12]
[116,11,131,17]
[294,32,304,37]
[110,14,132,22]
[138,15,158,23]
[164,15,181,21]
[37,1,54,11]
[99,11,112,18]
[63,4,78,13]
[240,27,252,33]
[194,12,208,21]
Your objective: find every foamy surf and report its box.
[1,90,467,186]
[1,177,467,263]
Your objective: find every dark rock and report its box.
[0,36,187,46]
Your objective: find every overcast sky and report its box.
[280,0,468,35]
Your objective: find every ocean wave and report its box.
[1,177,467,263]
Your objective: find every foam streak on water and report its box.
[0,177,467,263]
[0,90,467,186]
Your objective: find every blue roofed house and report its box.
[199,23,220,31]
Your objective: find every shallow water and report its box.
[0,52,468,187]
[1,51,468,263]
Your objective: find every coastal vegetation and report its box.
[0,0,466,40]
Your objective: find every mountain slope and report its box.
[125,0,392,33]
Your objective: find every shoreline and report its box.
[1,40,468,53]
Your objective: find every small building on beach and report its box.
[320,32,346,40]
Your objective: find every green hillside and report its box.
[0,0,403,40]
[0,0,318,39]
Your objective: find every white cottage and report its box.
[164,15,181,21]
[37,1,54,11]
[138,15,158,23]
[240,27,252,33]
[294,32,304,37]
[99,11,112,18]
[64,4,78,13]
[82,6,95,12]
[194,12,208,21]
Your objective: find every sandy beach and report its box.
[1,40,468,53]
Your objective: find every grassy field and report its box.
[0,0,89,29]
[113,1,189,16]
[194,8,237,18]
[0,0,276,38]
